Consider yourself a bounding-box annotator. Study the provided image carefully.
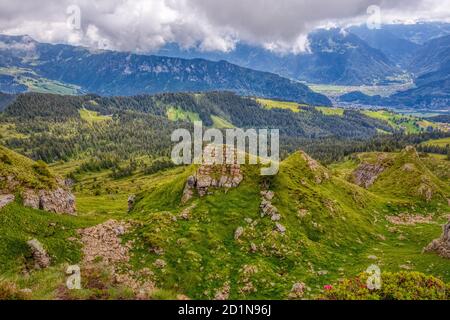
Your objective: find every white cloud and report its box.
[0,0,448,53]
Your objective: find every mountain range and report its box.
[158,28,403,86]
[340,33,450,110]
[1,22,450,110]
[0,34,330,106]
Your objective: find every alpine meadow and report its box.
[0,0,450,306]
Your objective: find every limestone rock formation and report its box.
[352,163,386,188]
[181,146,243,203]
[234,227,244,240]
[22,187,76,215]
[39,188,76,215]
[289,282,306,299]
[425,219,450,258]
[299,151,330,184]
[27,239,51,269]
[0,194,14,209]
[128,195,136,212]
[22,189,40,209]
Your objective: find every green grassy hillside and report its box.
[0,145,57,190]
[1,145,449,300]
[123,148,450,299]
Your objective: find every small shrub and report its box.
[33,160,52,178]
[321,272,449,300]
[0,154,12,165]
[0,280,30,300]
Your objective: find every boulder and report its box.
[214,282,230,300]
[0,194,15,209]
[352,163,385,188]
[234,227,244,240]
[154,259,167,269]
[275,223,286,233]
[39,188,76,215]
[181,176,196,204]
[22,189,40,209]
[22,187,76,215]
[425,219,450,258]
[27,239,51,269]
[128,195,136,212]
[180,158,243,203]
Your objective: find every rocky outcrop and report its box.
[0,194,14,209]
[425,219,450,259]
[387,214,432,226]
[22,187,76,215]
[27,239,51,269]
[22,189,40,209]
[299,151,330,184]
[128,195,136,212]
[181,147,243,204]
[352,163,386,188]
[260,189,285,233]
[39,188,76,214]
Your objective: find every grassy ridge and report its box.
[124,149,450,299]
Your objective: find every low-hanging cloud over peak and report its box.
[0,0,449,54]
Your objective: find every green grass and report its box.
[0,145,57,190]
[124,150,450,299]
[256,98,303,113]
[211,115,235,128]
[167,107,201,122]
[362,110,438,134]
[422,137,450,147]
[2,144,450,299]
[79,109,112,124]
[0,67,81,95]
[316,107,344,116]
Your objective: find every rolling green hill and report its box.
[121,147,450,299]
[1,144,449,299]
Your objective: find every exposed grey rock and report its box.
[275,223,286,233]
[234,227,244,240]
[128,195,136,212]
[22,187,76,215]
[271,214,281,222]
[181,176,196,204]
[261,190,275,201]
[260,200,278,218]
[180,151,243,203]
[22,189,40,209]
[214,282,230,300]
[27,239,51,269]
[38,188,76,215]
[289,282,306,299]
[0,194,14,209]
[352,163,386,188]
[154,259,167,269]
[425,219,450,258]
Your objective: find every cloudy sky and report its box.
[0,0,449,53]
